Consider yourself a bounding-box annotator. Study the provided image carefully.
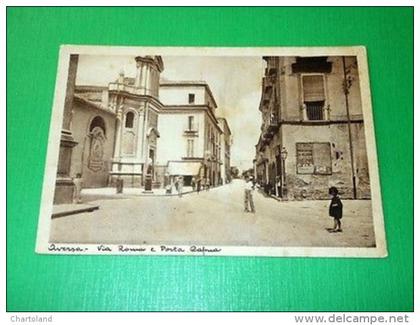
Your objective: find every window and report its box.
[187,139,194,157]
[188,116,194,130]
[125,111,134,128]
[188,93,195,104]
[296,142,332,175]
[302,75,325,120]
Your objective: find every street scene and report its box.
[51,179,375,247]
[43,49,378,250]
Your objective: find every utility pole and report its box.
[342,56,357,199]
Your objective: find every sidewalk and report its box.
[52,203,99,218]
[82,185,205,197]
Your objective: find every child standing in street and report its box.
[328,186,343,232]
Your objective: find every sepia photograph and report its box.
[35,46,386,257]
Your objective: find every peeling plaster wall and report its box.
[257,56,370,200]
[281,123,370,200]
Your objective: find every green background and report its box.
[7,7,413,311]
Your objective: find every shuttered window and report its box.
[302,75,325,102]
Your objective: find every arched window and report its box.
[89,116,106,135]
[125,112,134,128]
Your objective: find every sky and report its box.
[76,55,265,171]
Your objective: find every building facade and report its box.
[107,56,163,188]
[155,81,224,187]
[55,55,232,203]
[255,56,371,200]
[217,117,232,184]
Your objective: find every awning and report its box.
[167,161,202,176]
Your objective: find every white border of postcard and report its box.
[35,45,387,258]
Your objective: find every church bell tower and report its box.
[108,56,164,188]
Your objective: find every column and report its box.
[54,54,79,204]
[136,108,145,161]
[134,61,142,88]
[113,97,123,162]
[140,63,147,93]
[144,66,150,95]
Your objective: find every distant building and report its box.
[255,56,370,200]
[54,55,232,203]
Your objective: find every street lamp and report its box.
[280,147,288,200]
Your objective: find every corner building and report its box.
[255,56,371,200]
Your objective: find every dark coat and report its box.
[329,196,343,219]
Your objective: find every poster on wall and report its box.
[35,45,386,257]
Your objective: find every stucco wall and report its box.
[156,112,205,165]
[70,100,116,188]
[159,86,206,105]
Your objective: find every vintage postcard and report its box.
[36,45,387,257]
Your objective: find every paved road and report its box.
[50,179,375,247]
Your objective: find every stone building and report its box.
[255,56,370,200]
[54,55,232,203]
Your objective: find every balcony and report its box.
[261,113,279,142]
[301,102,328,121]
[263,94,271,106]
[184,123,198,135]
[267,113,279,132]
[262,134,272,144]
[262,76,275,92]
[264,64,278,77]
[268,67,278,77]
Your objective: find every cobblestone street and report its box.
[50,180,375,247]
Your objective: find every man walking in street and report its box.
[196,177,201,194]
[244,176,255,213]
[177,176,184,198]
